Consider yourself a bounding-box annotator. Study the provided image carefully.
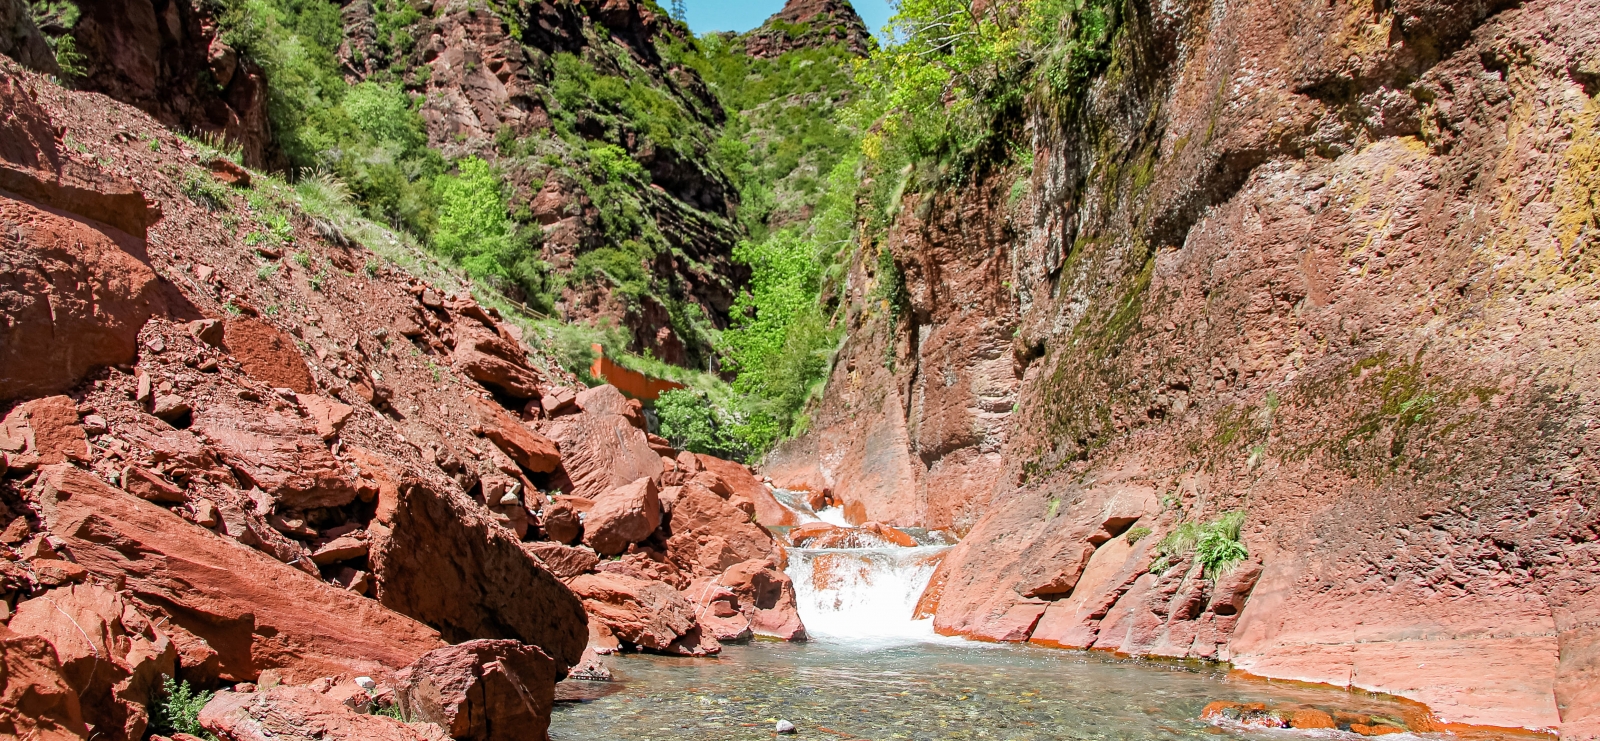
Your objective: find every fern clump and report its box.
[148,675,216,740]
[1148,511,1248,578]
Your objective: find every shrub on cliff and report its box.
[1150,511,1248,578]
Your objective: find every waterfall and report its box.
[786,542,952,645]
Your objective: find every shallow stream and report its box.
[550,514,1452,741]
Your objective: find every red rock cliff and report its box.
[770,0,1600,734]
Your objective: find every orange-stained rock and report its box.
[582,477,662,556]
[0,625,88,741]
[223,319,315,394]
[1350,724,1406,736]
[546,411,663,499]
[860,521,918,548]
[1199,701,1241,720]
[1287,709,1337,729]
[200,685,447,741]
[394,639,559,741]
[695,454,797,526]
[9,583,175,741]
[370,479,587,669]
[567,572,701,652]
[788,521,838,547]
[471,398,560,473]
[34,464,444,684]
[121,465,185,503]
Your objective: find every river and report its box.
[550,514,1447,741]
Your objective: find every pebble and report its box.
[775,719,796,734]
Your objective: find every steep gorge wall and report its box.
[771,0,1600,732]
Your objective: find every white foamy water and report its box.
[812,506,852,526]
[786,545,959,647]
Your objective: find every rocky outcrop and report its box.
[582,476,662,555]
[34,464,445,684]
[742,0,874,59]
[370,478,588,671]
[8,583,175,741]
[62,0,276,168]
[394,640,560,741]
[0,625,88,741]
[567,572,709,654]
[779,0,1600,732]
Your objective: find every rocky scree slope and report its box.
[0,51,804,741]
[768,0,1600,734]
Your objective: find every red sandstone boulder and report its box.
[200,685,445,741]
[368,477,587,670]
[8,583,176,740]
[294,394,353,440]
[545,411,663,499]
[34,464,444,684]
[471,399,560,473]
[0,396,90,467]
[222,319,316,394]
[695,454,798,526]
[582,477,662,556]
[0,625,89,741]
[394,639,560,741]
[451,322,543,398]
[574,384,646,429]
[539,499,582,544]
[193,401,361,510]
[567,572,702,652]
[664,481,778,580]
[696,559,807,642]
[523,542,600,579]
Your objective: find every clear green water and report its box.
[549,639,1437,741]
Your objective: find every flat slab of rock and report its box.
[370,480,587,669]
[34,464,443,684]
[201,685,447,741]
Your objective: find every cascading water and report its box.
[771,496,956,646]
[787,543,950,643]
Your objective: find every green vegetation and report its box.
[148,676,216,740]
[27,1,85,79]
[1124,525,1151,545]
[184,0,1127,464]
[1148,512,1248,578]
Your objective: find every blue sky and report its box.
[683,0,893,38]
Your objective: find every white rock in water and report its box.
[776,719,797,734]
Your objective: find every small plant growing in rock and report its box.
[181,171,232,212]
[1148,511,1248,578]
[148,675,216,739]
[256,263,279,282]
[1124,526,1151,545]
[293,251,311,267]
[373,701,406,720]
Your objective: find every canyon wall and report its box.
[770,0,1600,733]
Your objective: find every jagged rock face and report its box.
[742,0,874,58]
[0,0,58,74]
[369,0,744,366]
[64,0,276,168]
[778,0,1600,732]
